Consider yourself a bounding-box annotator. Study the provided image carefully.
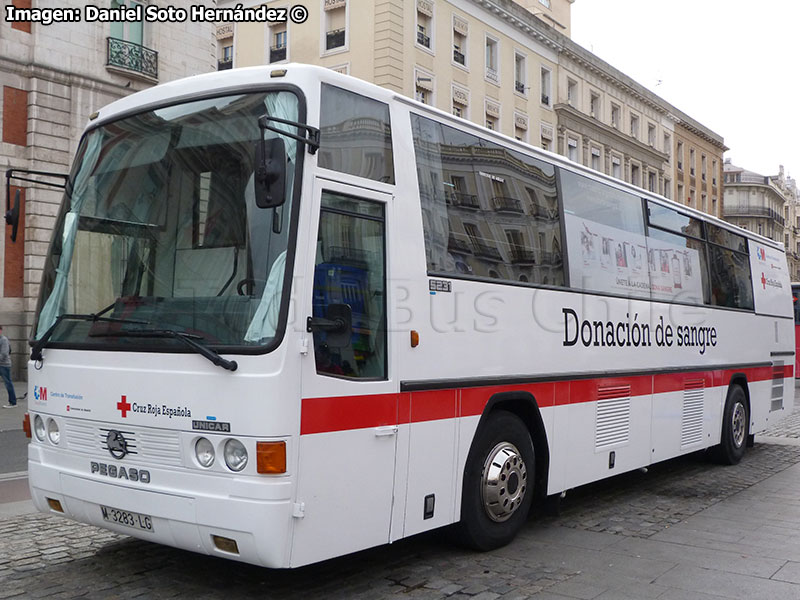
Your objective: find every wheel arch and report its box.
[727,373,751,414]
[469,391,550,499]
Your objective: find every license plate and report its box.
[100,505,154,532]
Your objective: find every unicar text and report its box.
[562,308,717,355]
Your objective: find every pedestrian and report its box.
[0,325,17,408]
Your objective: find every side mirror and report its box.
[255,137,287,209]
[5,189,20,243]
[306,303,353,348]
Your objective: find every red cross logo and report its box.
[761,272,767,290]
[117,395,131,418]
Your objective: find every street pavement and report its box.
[2,385,800,598]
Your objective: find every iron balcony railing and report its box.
[417,30,430,47]
[492,196,524,213]
[107,37,158,79]
[326,28,345,50]
[449,191,480,209]
[217,59,232,71]
[723,205,785,225]
[515,80,525,94]
[472,241,503,261]
[453,49,465,65]
[270,45,287,63]
[510,248,535,264]
[448,234,473,254]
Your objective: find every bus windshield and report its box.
[35,90,302,351]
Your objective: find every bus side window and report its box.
[312,192,387,379]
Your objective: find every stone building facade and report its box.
[1,1,216,379]
[221,0,724,218]
[723,160,800,279]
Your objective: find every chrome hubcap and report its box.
[732,402,746,448]
[481,442,527,522]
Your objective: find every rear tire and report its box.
[713,384,749,465]
[457,411,535,551]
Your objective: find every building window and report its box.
[631,163,640,187]
[485,36,499,83]
[567,79,577,106]
[453,15,467,66]
[663,133,671,156]
[485,100,500,131]
[218,44,233,70]
[514,52,526,95]
[630,114,639,139]
[591,147,601,171]
[664,178,671,199]
[416,0,433,49]
[486,117,497,130]
[324,1,347,52]
[415,69,434,105]
[590,92,600,118]
[567,137,578,162]
[540,67,551,105]
[701,154,707,181]
[107,0,157,79]
[701,193,707,213]
[677,142,683,171]
[270,27,287,63]
[648,123,656,147]
[540,123,553,152]
[452,84,469,118]
[539,0,551,7]
[689,148,696,176]
[712,159,717,185]
[677,184,684,204]
[611,103,620,129]
[611,156,621,179]
[648,171,657,192]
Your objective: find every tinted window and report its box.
[705,224,753,310]
[561,170,648,298]
[318,84,394,184]
[411,114,563,286]
[648,202,703,239]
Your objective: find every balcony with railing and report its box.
[270,45,287,63]
[510,247,535,264]
[453,48,465,65]
[541,94,549,105]
[449,192,480,210]
[417,30,430,48]
[326,28,345,50]
[107,37,158,80]
[472,241,503,261]
[492,196,524,213]
[723,205,785,225]
[448,234,473,254]
[217,58,232,71]
[515,80,525,94]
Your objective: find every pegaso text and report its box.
[4,4,309,27]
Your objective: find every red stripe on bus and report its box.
[300,365,793,435]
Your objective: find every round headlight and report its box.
[224,439,248,472]
[47,419,60,445]
[195,438,215,468]
[33,415,46,442]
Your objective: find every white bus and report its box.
[24,64,794,568]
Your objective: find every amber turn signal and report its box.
[22,413,31,438]
[256,441,286,474]
[410,330,419,348]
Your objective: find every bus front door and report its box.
[292,181,396,566]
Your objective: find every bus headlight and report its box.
[224,439,248,472]
[33,415,46,442]
[47,418,60,445]
[195,438,215,468]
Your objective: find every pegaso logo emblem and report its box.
[106,430,129,460]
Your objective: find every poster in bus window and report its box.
[749,242,792,317]
[566,214,650,298]
[566,214,704,302]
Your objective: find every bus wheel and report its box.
[458,411,535,551]
[713,384,749,465]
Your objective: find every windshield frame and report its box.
[32,83,309,358]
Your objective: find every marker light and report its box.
[256,441,286,474]
[23,413,31,439]
[224,439,248,472]
[195,438,215,468]
[47,418,60,445]
[33,415,46,442]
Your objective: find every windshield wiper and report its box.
[31,303,149,363]
[90,329,238,372]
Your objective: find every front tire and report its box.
[457,411,535,550]
[713,384,749,465]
